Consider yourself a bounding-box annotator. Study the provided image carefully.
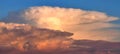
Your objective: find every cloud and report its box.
[0,22,73,51]
[1,6,120,41]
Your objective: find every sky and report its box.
[0,0,120,42]
[1,1,120,53]
[0,0,120,19]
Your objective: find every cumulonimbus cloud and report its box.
[1,6,120,41]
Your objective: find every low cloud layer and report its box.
[1,6,120,41]
[0,22,73,51]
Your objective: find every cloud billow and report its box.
[1,6,120,41]
[0,22,73,51]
